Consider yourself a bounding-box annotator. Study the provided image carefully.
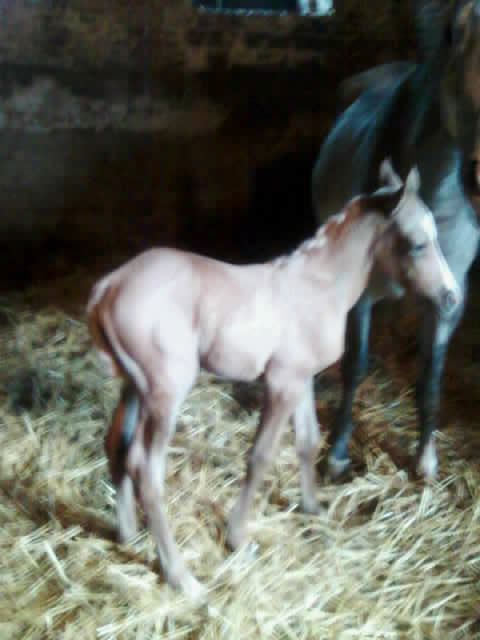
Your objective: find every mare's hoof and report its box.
[327,454,351,478]
[415,458,438,482]
[415,442,438,482]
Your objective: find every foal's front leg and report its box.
[294,378,322,514]
[226,381,302,551]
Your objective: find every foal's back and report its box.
[104,247,269,312]
[100,248,282,376]
[97,241,345,383]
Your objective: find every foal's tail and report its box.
[87,276,122,377]
[105,381,140,484]
[87,275,145,475]
[87,274,149,393]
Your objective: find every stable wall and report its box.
[0,0,417,284]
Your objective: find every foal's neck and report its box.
[293,202,383,311]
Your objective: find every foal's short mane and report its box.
[272,184,405,269]
[271,201,359,268]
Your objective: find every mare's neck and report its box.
[372,50,453,189]
[402,52,447,145]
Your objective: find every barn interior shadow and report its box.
[2,135,480,492]
[0,144,320,310]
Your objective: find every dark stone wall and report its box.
[0,1,418,287]
[0,1,415,73]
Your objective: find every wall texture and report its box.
[0,0,417,285]
[0,1,415,74]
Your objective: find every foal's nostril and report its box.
[440,288,458,313]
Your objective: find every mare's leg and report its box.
[327,293,373,475]
[226,374,303,551]
[105,381,141,542]
[415,293,465,479]
[294,377,321,514]
[128,364,206,601]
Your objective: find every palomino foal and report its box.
[87,159,459,601]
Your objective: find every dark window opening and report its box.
[193,1,333,16]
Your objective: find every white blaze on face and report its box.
[395,200,436,241]
[420,211,459,295]
[420,209,436,241]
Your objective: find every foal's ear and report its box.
[404,165,421,193]
[379,158,403,189]
[361,185,404,217]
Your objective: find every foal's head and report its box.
[367,159,462,317]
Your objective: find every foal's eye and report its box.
[408,242,427,257]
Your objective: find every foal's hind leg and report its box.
[105,382,141,542]
[131,367,206,601]
[226,374,304,551]
[294,378,321,514]
[326,293,373,475]
[415,294,465,479]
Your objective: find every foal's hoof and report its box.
[176,572,208,603]
[300,500,324,516]
[225,523,247,553]
[225,527,260,562]
[225,532,247,554]
[230,540,260,570]
[242,540,260,561]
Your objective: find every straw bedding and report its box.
[1,268,480,640]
